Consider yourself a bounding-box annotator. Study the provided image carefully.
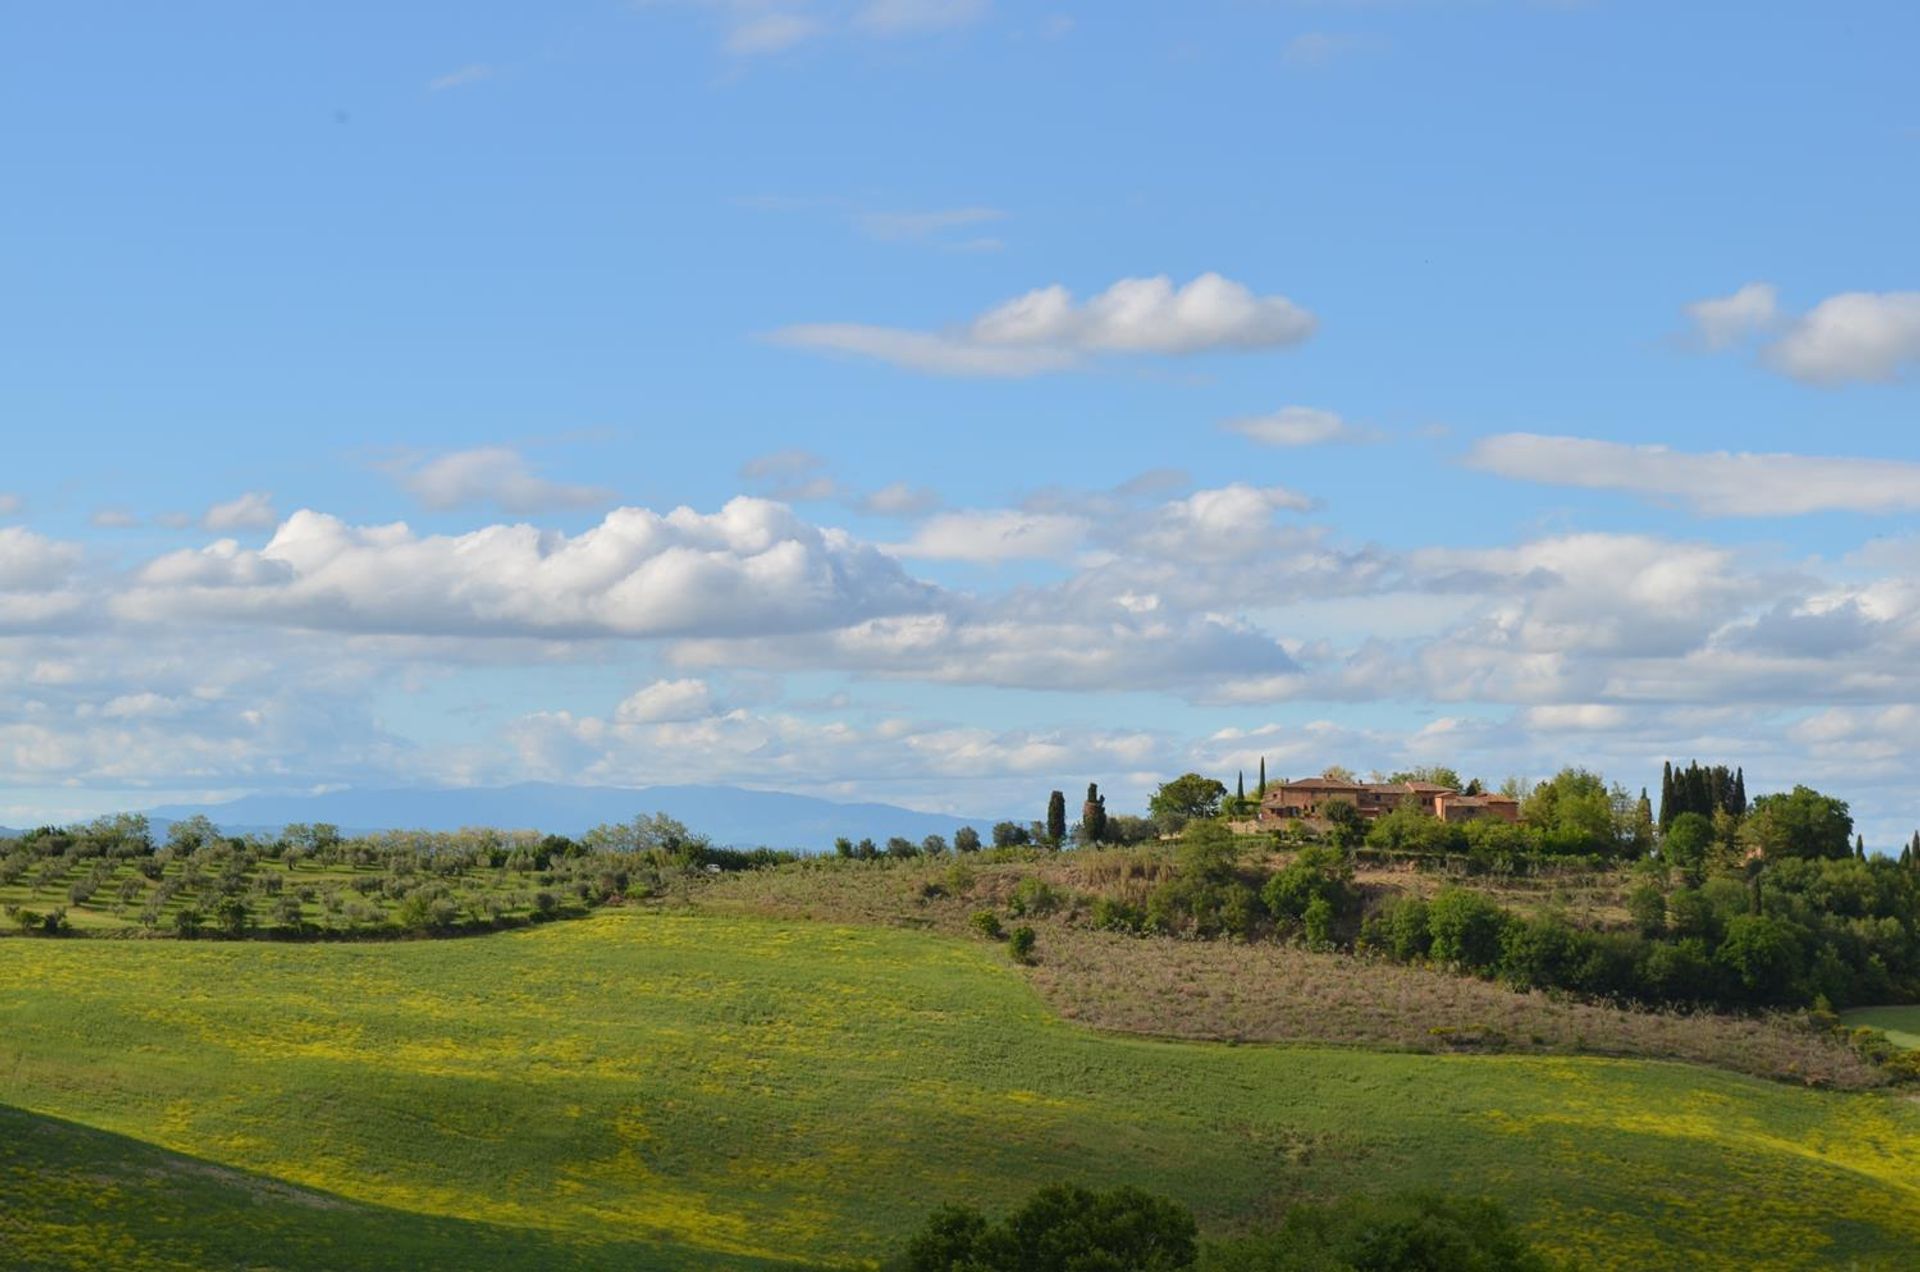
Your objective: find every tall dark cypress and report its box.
[1856,834,1867,861]
[1659,760,1674,829]
[1733,768,1747,817]
[1257,756,1266,797]
[1236,771,1245,803]
[1045,790,1067,847]
[1081,783,1107,844]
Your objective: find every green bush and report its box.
[1198,1191,1549,1271]
[1426,889,1507,972]
[1007,926,1037,964]
[969,909,1003,940]
[896,1183,1196,1271]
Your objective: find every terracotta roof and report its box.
[1275,777,1363,790]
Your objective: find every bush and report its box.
[1627,882,1666,937]
[1262,845,1354,924]
[1093,895,1146,935]
[969,909,1003,940]
[897,1183,1196,1272]
[1199,1191,1549,1271]
[1007,926,1037,964]
[1009,877,1061,917]
[1427,889,1507,972]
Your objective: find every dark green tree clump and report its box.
[1658,760,1746,830]
[895,1184,1546,1272]
[1046,791,1068,848]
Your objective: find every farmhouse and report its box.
[1258,776,1519,827]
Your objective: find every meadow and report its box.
[3,908,1917,1270]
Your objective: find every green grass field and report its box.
[1842,1005,1920,1051]
[3,910,1917,1270]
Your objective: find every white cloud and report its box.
[613,678,716,724]
[0,527,82,591]
[890,509,1089,562]
[1766,290,1920,385]
[1224,405,1364,448]
[89,507,138,529]
[1465,433,1920,516]
[399,447,615,514]
[119,499,936,640]
[0,494,22,516]
[428,64,495,92]
[1683,282,1778,349]
[203,491,278,532]
[1687,283,1920,384]
[773,272,1316,377]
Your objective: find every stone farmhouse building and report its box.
[1258,776,1520,827]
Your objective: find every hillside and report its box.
[140,782,998,851]
[2,909,1917,1270]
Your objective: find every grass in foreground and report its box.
[2,910,1917,1269]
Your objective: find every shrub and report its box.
[898,1183,1196,1272]
[1199,1191,1549,1271]
[1092,895,1145,935]
[1627,882,1667,937]
[1262,845,1354,924]
[1009,877,1061,917]
[970,909,1003,940]
[1007,926,1037,964]
[1302,895,1335,950]
[1427,889,1507,972]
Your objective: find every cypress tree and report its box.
[1257,756,1267,798]
[1045,790,1067,847]
[1856,834,1867,861]
[1659,761,1674,829]
[1237,771,1245,803]
[1081,783,1107,844]
[1733,768,1747,817]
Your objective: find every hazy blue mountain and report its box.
[139,783,1002,852]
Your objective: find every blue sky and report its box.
[4,1,1920,842]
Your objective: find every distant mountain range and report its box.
[111,782,1003,852]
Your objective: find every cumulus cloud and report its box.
[613,678,716,723]
[1687,283,1920,384]
[0,527,83,591]
[1464,433,1920,516]
[398,447,616,514]
[118,499,936,639]
[89,507,138,529]
[1224,405,1366,448]
[1683,282,1779,349]
[1766,290,1920,384]
[773,272,1316,377]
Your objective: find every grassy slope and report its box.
[2,911,1917,1270]
[1842,1006,1920,1050]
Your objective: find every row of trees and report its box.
[899,1182,1547,1271]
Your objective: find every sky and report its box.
[3,1,1920,843]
